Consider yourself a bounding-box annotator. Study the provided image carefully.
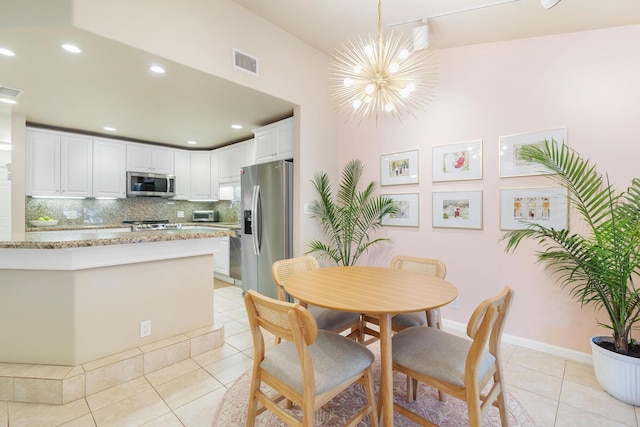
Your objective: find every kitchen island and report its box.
[0,227,235,366]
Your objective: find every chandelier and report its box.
[328,0,438,124]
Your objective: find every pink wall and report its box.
[338,24,640,354]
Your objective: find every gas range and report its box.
[123,220,183,232]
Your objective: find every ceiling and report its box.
[0,0,639,150]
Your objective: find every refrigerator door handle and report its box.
[251,184,261,255]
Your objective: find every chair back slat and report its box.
[390,255,446,279]
[272,256,319,301]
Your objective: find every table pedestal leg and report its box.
[379,314,394,426]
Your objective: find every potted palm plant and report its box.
[307,158,399,266]
[501,140,640,405]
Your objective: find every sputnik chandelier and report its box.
[328,0,438,124]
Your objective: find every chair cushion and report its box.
[392,311,427,329]
[261,330,375,395]
[307,305,361,331]
[392,326,496,388]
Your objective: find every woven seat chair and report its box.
[272,256,363,343]
[244,289,378,427]
[391,286,514,427]
[363,255,447,344]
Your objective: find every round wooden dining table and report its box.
[284,265,458,426]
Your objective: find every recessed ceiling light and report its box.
[61,44,81,54]
[0,98,17,105]
[187,140,198,145]
[150,65,166,74]
[103,126,116,132]
[231,124,243,129]
[0,48,15,57]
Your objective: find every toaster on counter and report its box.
[192,210,219,222]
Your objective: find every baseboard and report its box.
[442,319,593,365]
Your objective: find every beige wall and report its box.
[0,255,213,365]
[339,24,640,354]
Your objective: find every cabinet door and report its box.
[173,150,190,200]
[152,148,174,174]
[93,139,127,198]
[254,131,276,163]
[189,152,211,199]
[276,119,294,159]
[26,131,60,196]
[214,236,230,276]
[60,135,93,197]
[210,150,219,200]
[126,144,152,172]
[217,146,233,183]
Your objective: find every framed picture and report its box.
[380,150,419,186]
[432,140,482,182]
[432,190,483,229]
[382,193,419,227]
[499,127,567,177]
[500,187,568,230]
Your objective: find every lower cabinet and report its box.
[213,236,230,276]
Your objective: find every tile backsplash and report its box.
[26,197,240,227]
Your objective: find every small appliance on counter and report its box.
[193,210,219,222]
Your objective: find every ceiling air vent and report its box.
[233,49,258,76]
[0,86,23,99]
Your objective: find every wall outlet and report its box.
[140,320,151,337]
[177,211,184,218]
[451,297,460,309]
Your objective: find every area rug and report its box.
[212,345,539,426]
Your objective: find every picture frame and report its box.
[432,140,483,182]
[500,187,568,230]
[381,193,419,227]
[380,150,419,186]
[499,127,567,177]
[432,190,483,229]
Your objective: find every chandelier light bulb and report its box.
[399,49,409,60]
[389,63,399,73]
[365,84,375,95]
[353,100,362,109]
[385,103,394,112]
[364,45,374,56]
[343,77,353,87]
[353,64,362,74]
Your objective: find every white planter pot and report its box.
[591,336,640,406]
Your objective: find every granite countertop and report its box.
[1,223,239,249]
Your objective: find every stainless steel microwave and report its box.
[126,171,175,197]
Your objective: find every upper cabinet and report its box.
[26,129,93,198]
[126,144,174,174]
[93,138,127,199]
[188,151,219,201]
[253,117,294,164]
[173,150,191,200]
[218,138,253,183]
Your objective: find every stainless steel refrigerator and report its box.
[240,159,293,299]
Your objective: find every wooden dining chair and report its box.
[363,255,447,344]
[391,286,514,427]
[243,289,379,427]
[272,256,363,343]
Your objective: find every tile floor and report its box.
[1,281,638,426]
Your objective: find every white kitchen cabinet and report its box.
[210,150,219,200]
[213,236,230,276]
[93,138,127,198]
[173,150,191,200]
[189,151,212,200]
[126,144,174,174]
[26,130,93,198]
[253,117,294,164]
[217,138,253,183]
